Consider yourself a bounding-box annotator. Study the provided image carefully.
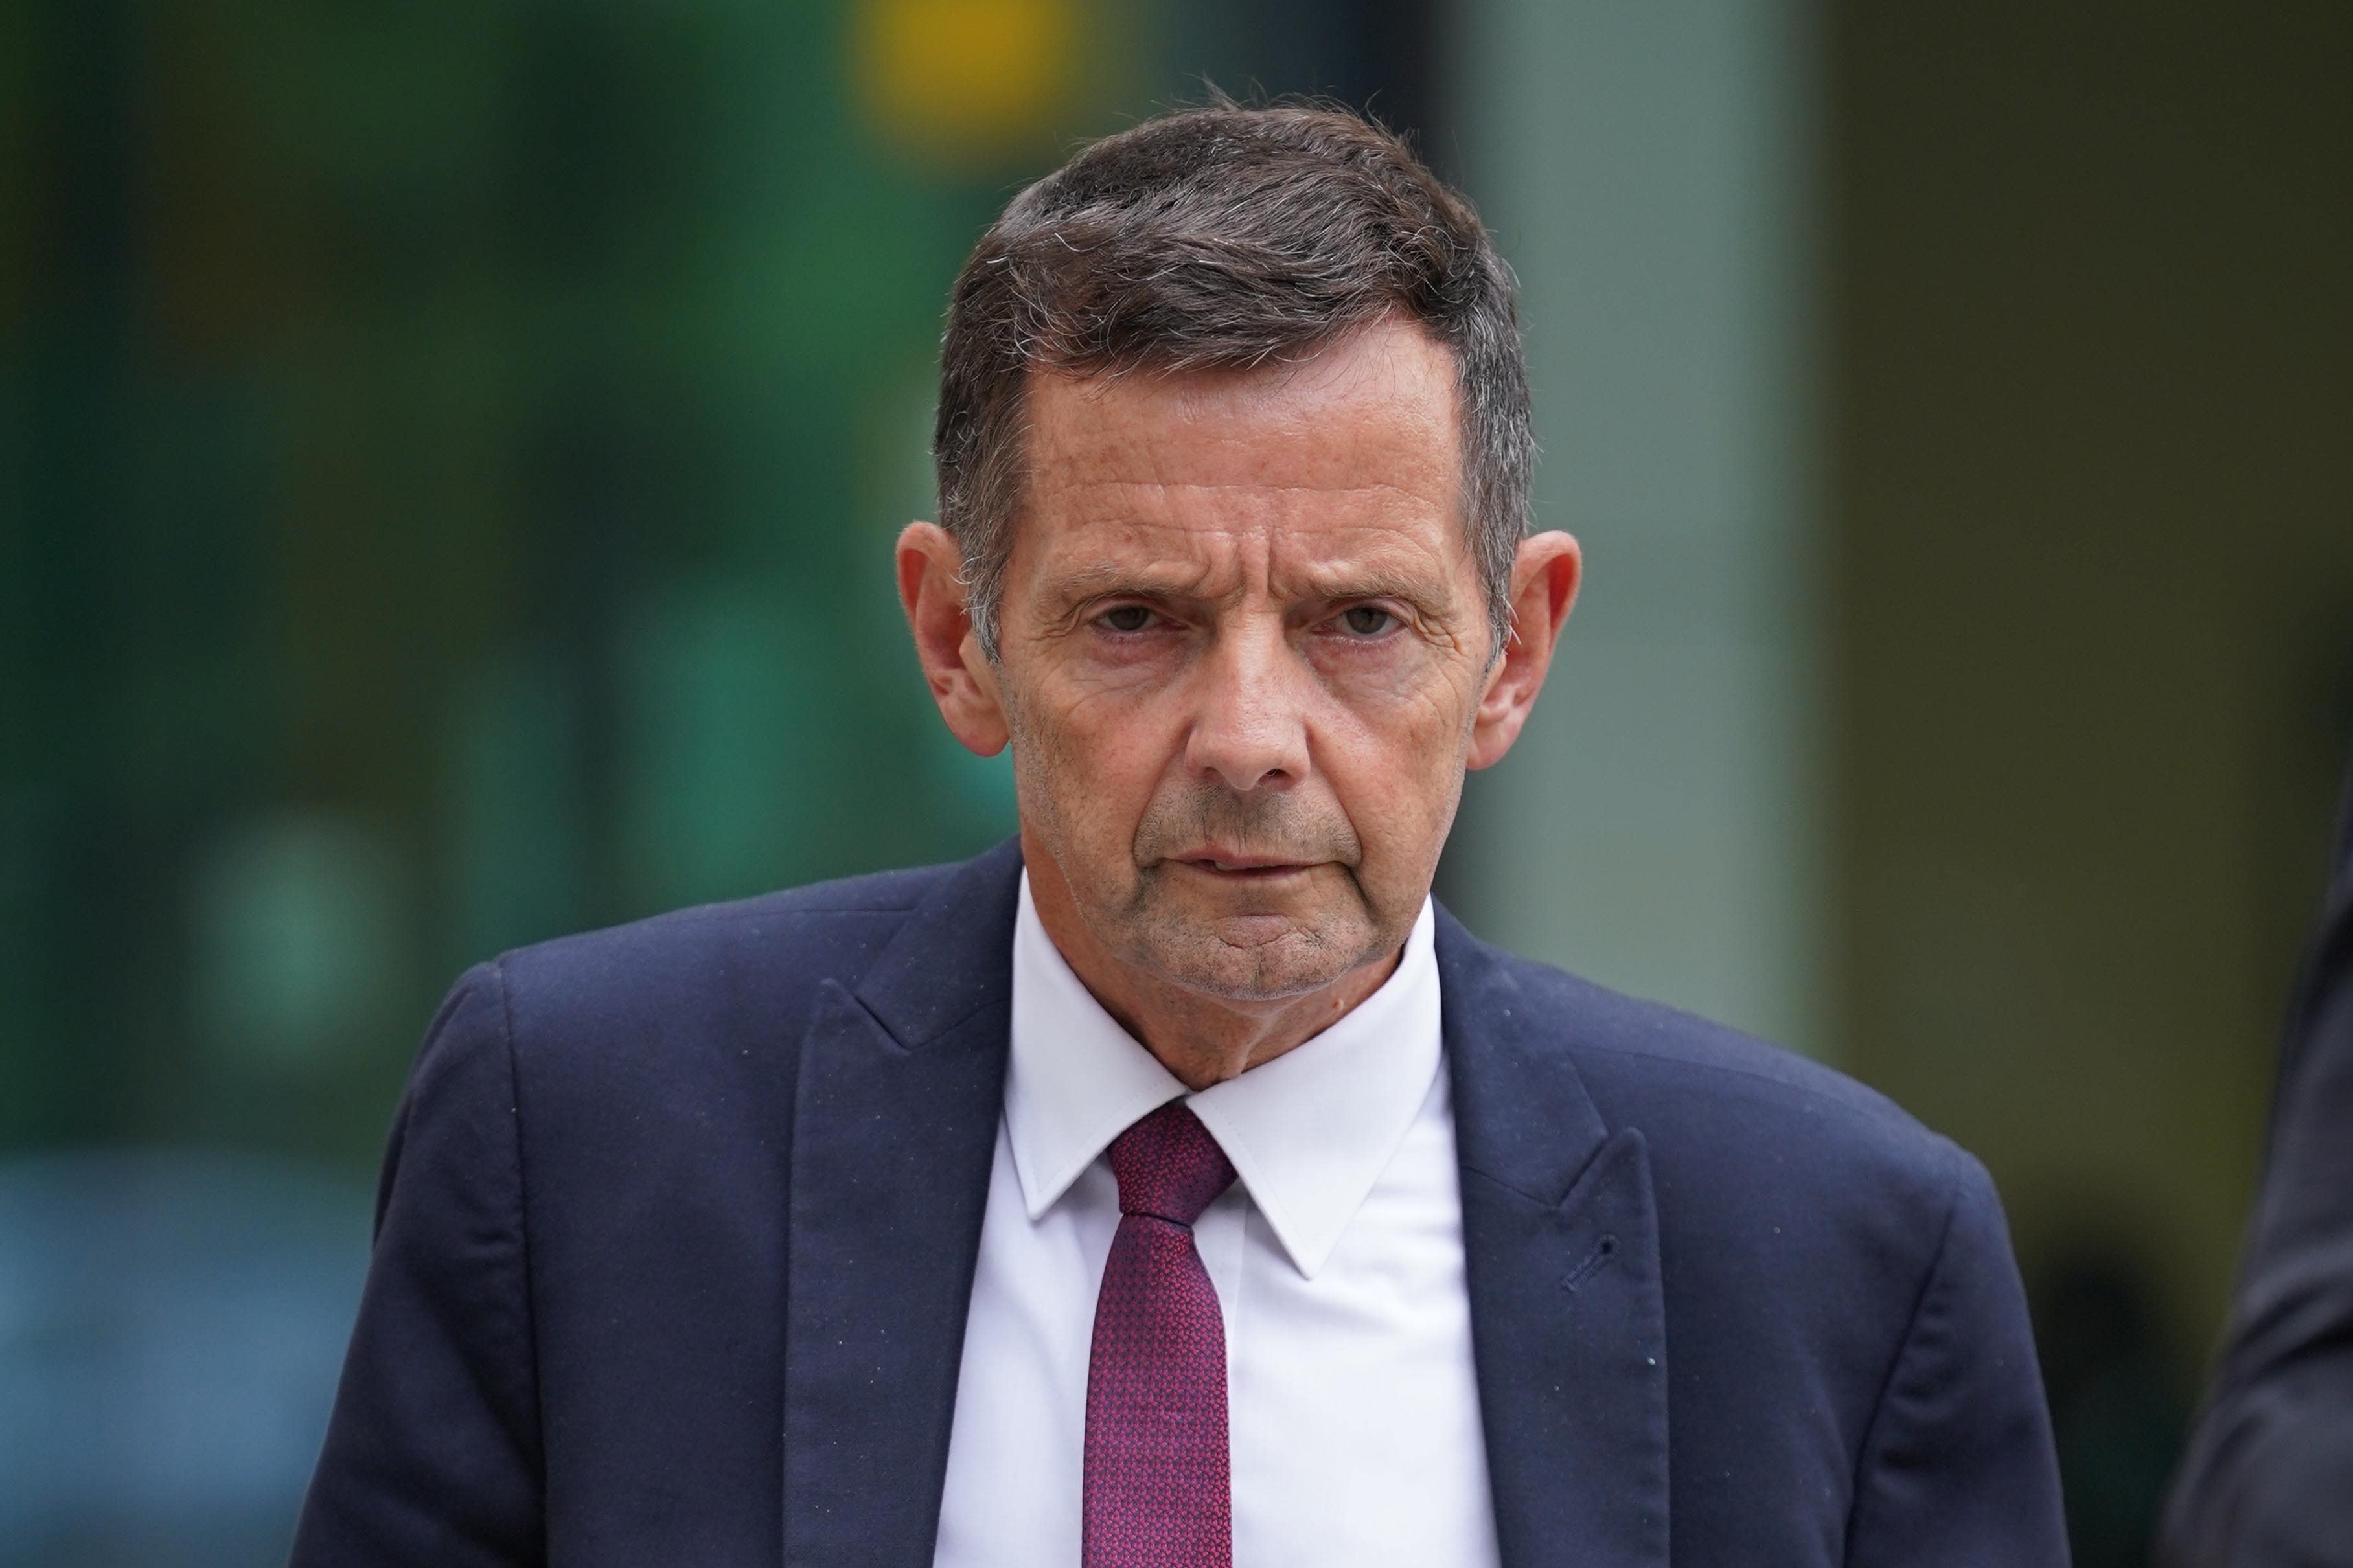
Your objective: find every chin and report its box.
[1131,911,1377,1003]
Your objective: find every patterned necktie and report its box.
[1083,1099,1239,1568]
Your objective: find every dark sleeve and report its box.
[1844,1159,2070,1568]
[290,963,545,1567]
[2160,762,2353,1568]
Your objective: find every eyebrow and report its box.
[1037,560,1452,609]
[1038,563,1182,601]
[1294,565,1451,604]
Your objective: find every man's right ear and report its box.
[897,522,1011,757]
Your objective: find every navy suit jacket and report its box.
[293,840,2066,1566]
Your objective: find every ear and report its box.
[897,521,1011,756]
[1468,530,1581,770]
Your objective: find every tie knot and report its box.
[1107,1100,1236,1227]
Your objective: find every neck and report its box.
[1023,838,1403,1092]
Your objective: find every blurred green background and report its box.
[2,1,2348,1564]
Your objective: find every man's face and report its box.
[991,321,1491,1003]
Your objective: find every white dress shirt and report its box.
[932,873,1501,1567]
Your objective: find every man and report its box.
[2161,748,2353,1566]
[294,104,2066,1567]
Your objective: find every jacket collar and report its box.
[852,836,1025,1049]
[1439,905,1671,1568]
[782,844,1668,1568]
[783,841,1021,1567]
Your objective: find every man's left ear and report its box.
[1467,530,1581,770]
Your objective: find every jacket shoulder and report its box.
[466,858,972,1085]
[1483,946,1982,1215]
[501,859,945,992]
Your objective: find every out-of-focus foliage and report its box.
[2,0,1142,1166]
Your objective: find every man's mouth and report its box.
[1169,851,1315,879]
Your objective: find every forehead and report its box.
[1019,320,1465,565]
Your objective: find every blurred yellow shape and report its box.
[854,0,1077,157]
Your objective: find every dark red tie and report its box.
[1083,1100,1239,1568]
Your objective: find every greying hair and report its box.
[933,101,1534,659]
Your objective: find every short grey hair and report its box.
[933,100,1535,659]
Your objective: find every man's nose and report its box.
[1183,619,1311,795]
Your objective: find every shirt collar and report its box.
[1004,870,1443,1280]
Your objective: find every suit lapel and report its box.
[783,842,1022,1567]
[1439,908,1671,1568]
[779,863,1670,1565]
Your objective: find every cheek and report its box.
[1313,656,1480,850]
[1010,673,1186,843]
[1326,725,1461,834]
[1313,631,1482,718]
[1317,648,1481,764]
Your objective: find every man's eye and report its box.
[1338,606,1396,637]
[1098,605,1155,633]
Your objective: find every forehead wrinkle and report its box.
[1041,508,1450,562]
[1043,475,1447,505]
[1031,477,1455,553]
[1016,322,1475,619]
[1034,416,1451,483]
[1030,398,1457,506]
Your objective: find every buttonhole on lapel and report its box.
[1561,1233,1620,1293]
